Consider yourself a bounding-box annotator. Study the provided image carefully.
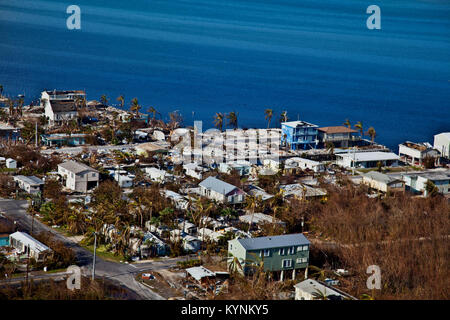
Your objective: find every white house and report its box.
[108,169,134,188]
[183,162,207,180]
[402,170,450,196]
[263,159,281,173]
[198,176,246,204]
[13,175,44,194]
[361,171,404,193]
[41,90,84,125]
[6,158,16,169]
[434,133,450,159]
[9,231,53,262]
[294,279,354,300]
[285,157,325,173]
[336,151,399,169]
[197,227,223,243]
[144,167,173,183]
[58,161,99,193]
[398,141,440,166]
[162,190,189,210]
[169,230,201,252]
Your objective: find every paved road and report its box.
[0,198,187,300]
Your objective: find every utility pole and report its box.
[35,121,38,147]
[25,244,30,286]
[92,232,97,281]
[30,200,35,236]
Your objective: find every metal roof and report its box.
[338,151,399,162]
[199,176,238,195]
[9,232,51,253]
[362,171,403,184]
[186,266,216,281]
[58,161,98,174]
[14,175,44,186]
[236,233,310,250]
[294,279,345,298]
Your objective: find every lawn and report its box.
[82,244,125,263]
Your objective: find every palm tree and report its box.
[279,111,288,123]
[325,141,335,156]
[343,119,351,129]
[309,265,327,281]
[312,288,329,300]
[148,106,157,120]
[100,95,108,106]
[117,95,125,109]
[130,98,141,118]
[264,109,273,129]
[245,195,259,232]
[227,111,238,129]
[213,112,224,132]
[366,127,376,144]
[354,121,363,138]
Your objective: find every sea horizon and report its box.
[1,0,449,151]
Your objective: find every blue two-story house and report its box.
[281,121,319,150]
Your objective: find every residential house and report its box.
[317,126,360,148]
[361,171,405,193]
[41,133,88,147]
[9,231,53,262]
[285,157,325,173]
[238,212,286,230]
[398,141,440,166]
[294,279,356,300]
[434,133,450,159]
[198,228,223,243]
[170,230,201,252]
[280,183,327,201]
[199,176,246,204]
[41,90,84,125]
[145,167,173,183]
[281,121,319,151]
[58,161,99,193]
[13,175,44,194]
[6,158,16,169]
[219,160,252,176]
[402,170,450,196]
[228,233,310,280]
[246,185,274,201]
[263,159,280,173]
[336,151,399,169]
[141,232,168,257]
[183,162,207,180]
[162,190,189,210]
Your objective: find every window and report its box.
[303,245,309,251]
[282,259,292,268]
[296,257,308,264]
[279,248,285,255]
[263,249,270,257]
[92,173,96,177]
[288,246,295,255]
[230,244,232,250]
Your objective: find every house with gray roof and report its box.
[294,279,356,300]
[9,231,53,262]
[13,175,44,194]
[58,161,99,193]
[198,176,246,204]
[228,233,310,279]
[361,171,405,193]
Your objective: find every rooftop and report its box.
[294,279,347,300]
[337,151,399,162]
[9,232,51,253]
[318,126,358,134]
[199,176,239,195]
[362,171,403,184]
[186,266,216,281]
[13,175,44,186]
[58,161,98,174]
[281,121,318,128]
[235,233,310,250]
[49,100,77,113]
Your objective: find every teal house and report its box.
[228,233,310,280]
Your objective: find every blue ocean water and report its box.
[0,0,449,150]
